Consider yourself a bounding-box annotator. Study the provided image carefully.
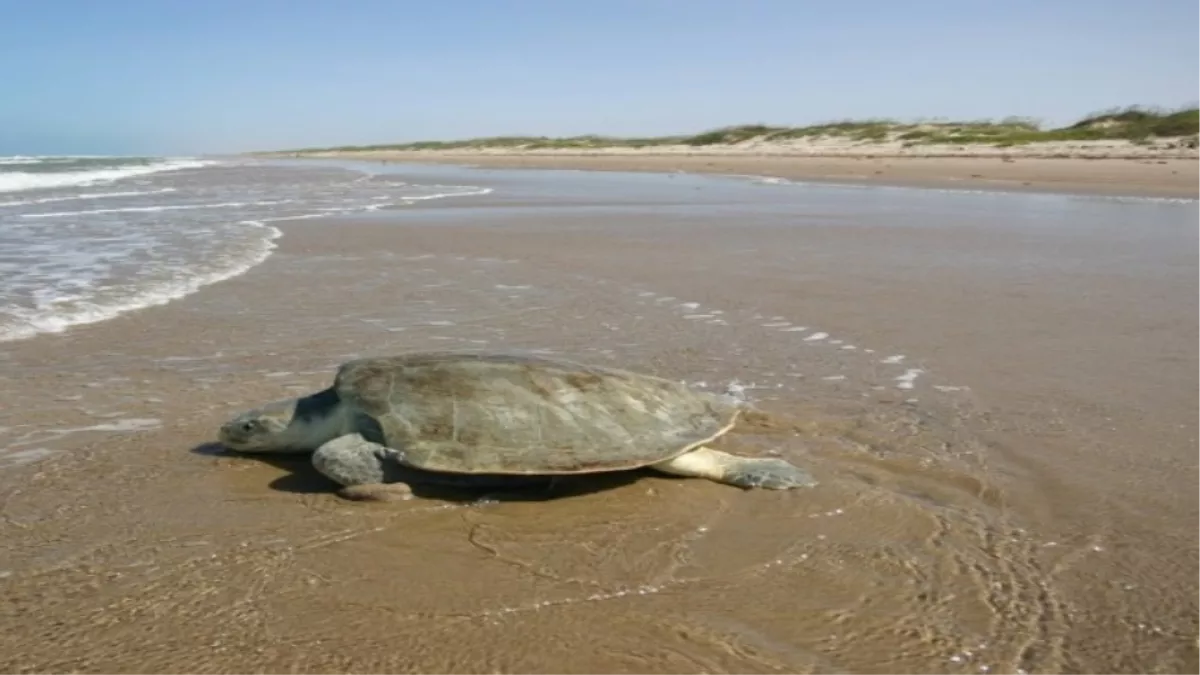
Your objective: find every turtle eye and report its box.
[241,420,258,433]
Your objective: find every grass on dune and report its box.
[267,105,1199,154]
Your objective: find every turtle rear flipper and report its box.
[652,446,816,490]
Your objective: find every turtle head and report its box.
[218,388,350,454]
[218,399,302,453]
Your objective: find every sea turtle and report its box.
[217,351,816,501]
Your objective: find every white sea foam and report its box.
[21,199,293,219]
[3,418,163,454]
[0,222,283,342]
[0,158,214,193]
[0,187,177,207]
[895,368,924,389]
[742,172,1200,205]
[0,154,113,164]
[0,448,56,467]
[1,160,496,342]
[400,186,494,202]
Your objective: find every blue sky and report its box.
[1,0,1196,155]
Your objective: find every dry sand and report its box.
[0,169,1196,673]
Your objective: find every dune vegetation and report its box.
[270,105,1199,154]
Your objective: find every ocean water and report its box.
[0,156,490,342]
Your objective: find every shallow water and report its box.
[0,156,490,341]
[0,162,1194,673]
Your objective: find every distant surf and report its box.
[0,156,492,342]
[0,156,212,193]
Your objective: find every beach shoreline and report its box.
[274,151,1200,199]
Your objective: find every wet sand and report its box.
[305,152,1200,199]
[0,167,1196,673]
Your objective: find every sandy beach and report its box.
[0,164,1196,673]
[289,151,1200,200]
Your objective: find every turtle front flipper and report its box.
[311,434,553,500]
[652,446,817,490]
[312,433,414,500]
